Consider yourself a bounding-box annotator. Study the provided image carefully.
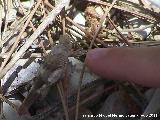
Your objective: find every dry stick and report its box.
[43,0,55,46]
[108,17,131,46]
[139,0,150,8]
[57,82,70,120]
[0,0,8,116]
[0,0,69,79]
[59,81,70,120]
[0,5,2,42]
[86,0,157,22]
[48,29,54,46]
[61,7,70,119]
[75,1,118,120]
[44,0,54,9]
[138,0,144,6]
[0,5,2,117]
[41,0,46,16]
[120,23,155,32]
[20,2,48,56]
[69,85,115,112]
[62,8,66,35]
[44,0,102,47]
[44,0,54,46]
[74,66,85,120]
[66,25,85,37]
[0,92,18,118]
[56,19,93,48]
[29,21,48,56]
[2,0,8,40]
[2,12,30,46]
[0,94,17,111]
[66,17,107,47]
[0,87,2,118]
[40,41,48,55]
[0,0,43,72]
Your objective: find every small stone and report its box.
[154,35,160,41]
[96,91,131,120]
[145,88,156,101]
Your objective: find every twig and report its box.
[66,17,107,47]
[66,25,85,37]
[2,0,8,40]
[85,0,157,22]
[41,0,46,17]
[108,17,131,46]
[74,65,85,120]
[42,0,55,46]
[69,85,115,112]
[45,0,105,47]
[120,23,155,32]
[60,80,69,119]
[44,2,105,47]
[0,86,2,118]
[0,4,2,115]
[0,0,43,72]
[0,0,70,79]
[19,3,48,56]
[2,66,22,95]
[139,0,151,8]
[57,82,69,120]
[0,94,17,111]
[2,12,30,46]
[0,4,2,43]
[62,8,66,35]
[48,29,54,46]
[44,0,54,9]
[75,1,118,120]
[29,21,47,56]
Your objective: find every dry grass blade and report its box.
[0,0,70,79]
[29,21,48,56]
[0,0,43,72]
[120,23,155,32]
[57,81,69,120]
[57,82,69,120]
[2,0,8,39]
[75,0,118,120]
[2,12,30,45]
[86,0,157,22]
[0,87,2,118]
[69,85,115,112]
[62,8,66,35]
[0,4,2,42]
[108,17,131,46]
[0,94,17,111]
[66,17,107,47]
[48,29,54,46]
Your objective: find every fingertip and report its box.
[86,48,100,62]
[85,48,112,78]
[85,48,129,80]
[85,47,160,87]
[85,48,106,69]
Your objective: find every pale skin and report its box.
[85,47,160,87]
